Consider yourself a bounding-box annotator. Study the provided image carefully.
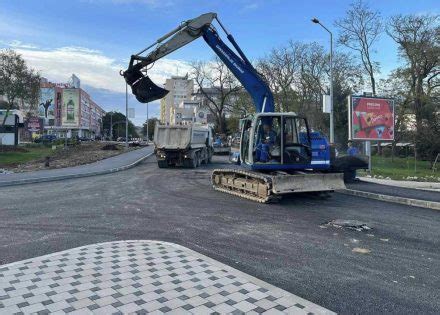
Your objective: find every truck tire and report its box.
[196,152,201,167]
[157,160,168,168]
[184,157,197,168]
[207,149,213,163]
[201,148,207,164]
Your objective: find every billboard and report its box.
[39,88,55,120]
[26,117,43,132]
[349,96,394,141]
[62,89,79,126]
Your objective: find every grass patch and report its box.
[358,155,439,182]
[0,145,55,167]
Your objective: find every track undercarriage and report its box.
[211,169,345,203]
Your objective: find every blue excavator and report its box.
[122,13,361,202]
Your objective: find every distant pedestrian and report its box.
[347,141,359,156]
[345,141,360,182]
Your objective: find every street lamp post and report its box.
[109,112,113,140]
[125,83,129,149]
[312,18,334,144]
[146,102,149,143]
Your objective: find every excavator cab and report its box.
[240,113,313,171]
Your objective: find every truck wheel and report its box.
[157,160,168,168]
[201,149,207,164]
[191,158,197,168]
[184,158,197,168]
[196,152,201,167]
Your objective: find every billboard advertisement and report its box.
[62,89,79,126]
[349,96,394,141]
[26,117,43,132]
[39,88,55,120]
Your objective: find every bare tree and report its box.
[257,42,303,112]
[230,89,254,118]
[22,69,40,116]
[258,39,362,142]
[335,0,382,95]
[0,49,40,125]
[298,43,363,135]
[191,57,241,133]
[387,14,439,163]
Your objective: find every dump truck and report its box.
[154,124,213,168]
[213,134,231,155]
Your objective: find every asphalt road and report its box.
[347,180,440,203]
[1,156,439,314]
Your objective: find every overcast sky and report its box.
[0,0,438,125]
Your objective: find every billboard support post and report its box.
[366,141,372,174]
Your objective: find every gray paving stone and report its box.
[235,300,259,312]
[0,241,333,315]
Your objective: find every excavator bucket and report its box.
[124,68,169,103]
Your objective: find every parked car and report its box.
[34,135,57,143]
[78,137,93,142]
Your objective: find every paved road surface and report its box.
[0,156,439,314]
[0,146,153,187]
[347,180,440,203]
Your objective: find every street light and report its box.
[146,102,149,144]
[312,17,334,144]
[109,112,114,140]
[125,83,129,149]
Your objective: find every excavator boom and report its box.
[121,12,274,113]
[122,13,216,103]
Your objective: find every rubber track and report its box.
[211,168,276,203]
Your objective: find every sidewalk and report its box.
[0,241,333,314]
[359,176,440,192]
[0,147,153,187]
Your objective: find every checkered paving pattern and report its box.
[0,241,334,314]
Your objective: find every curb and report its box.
[0,152,154,188]
[359,177,440,192]
[339,189,440,211]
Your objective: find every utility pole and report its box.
[146,102,149,143]
[110,112,113,141]
[125,83,129,149]
[312,17,334,144]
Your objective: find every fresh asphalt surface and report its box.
[347,180,440,203]
[1,156,439,314]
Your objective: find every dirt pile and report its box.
[11,142,136,172]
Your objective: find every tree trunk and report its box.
[370,73,376,95]
[216,114,225,134]
[391,142,395,162]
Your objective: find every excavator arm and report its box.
[121,12,274,113]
